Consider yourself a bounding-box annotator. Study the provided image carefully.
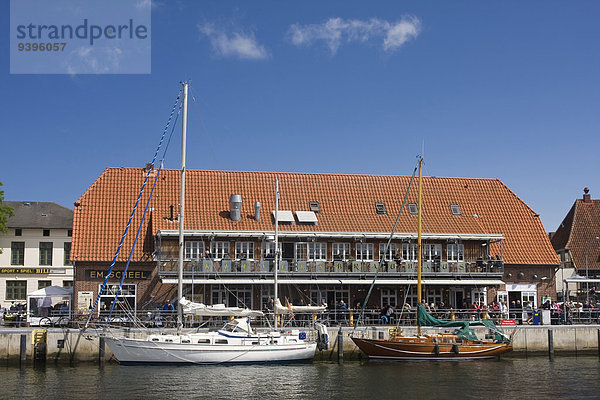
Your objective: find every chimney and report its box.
[583,187,591,203]
[229,194,242,221]
[254,201,261,221]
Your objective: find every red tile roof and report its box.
[551,198,600,271]
[72,168,559,266]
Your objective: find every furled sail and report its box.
[180,297,264,317]
[274,299,326,314]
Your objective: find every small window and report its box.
[197,339,210,344]
[38,280,52,290]
[309,201,320,213]
[450,204,461,216]
[67,229,72,237]
[375,202,386,215]
[408,204,418,216]
[215,339,228,344]
[63,280,73,289]
[43,229,50,237]
[15,229,22,236]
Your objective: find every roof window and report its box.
[375,202,386,215]
[309,201,320,213]
[408,203,418,216]
[450,204,462,216]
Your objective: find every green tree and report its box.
[0,182,15,253]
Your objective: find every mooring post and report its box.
[337,328,343,364]
[19,334,27,364]
[548,329,554,358]
[99,336,106,364]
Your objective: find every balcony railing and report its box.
[157,255,504,276]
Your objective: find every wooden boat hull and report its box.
[351,337,513,360]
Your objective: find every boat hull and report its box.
[351,337,513,360]
[104,337,317,365]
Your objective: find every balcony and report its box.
[156,253,504,277]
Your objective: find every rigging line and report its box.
[353,158,420,331]
[85,90,182,329]
[106,102,183,325]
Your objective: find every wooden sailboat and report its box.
[103,83,327,364]
[351,157,513,360]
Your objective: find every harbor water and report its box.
[1,357,599,399]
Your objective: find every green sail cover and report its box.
[416,304,509,342]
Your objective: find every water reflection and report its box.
[1,357,599,399]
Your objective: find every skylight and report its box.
[375,202,386,215]
[309,201,320,213]
[408,203,418,216]
[450,204,462,216]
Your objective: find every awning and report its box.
[162,278,504,286]
[565,275,600,283]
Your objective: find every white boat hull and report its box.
[104,337,317,364]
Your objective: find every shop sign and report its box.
[0,267,52,274]
[86,270,150,280]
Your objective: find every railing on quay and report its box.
[157,257,504,276]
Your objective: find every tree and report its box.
[0,182,15,251]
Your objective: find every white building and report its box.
[0,202,73,309]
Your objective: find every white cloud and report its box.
[198,23,269,60]
[64,46,124,74]
[289,16,421,55]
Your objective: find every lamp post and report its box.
[585,236,599,305]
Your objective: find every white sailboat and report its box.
[103,82,327,364]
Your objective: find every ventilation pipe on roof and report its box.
[229,195,242,221]
[583,187,591,203]
[254,201,261,221]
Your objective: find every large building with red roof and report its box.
[71,167,558,315]
[551,188,600,302]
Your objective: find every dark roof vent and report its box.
[450,204,461,216]
[375,202,386,215]
[309,201,320,213]
[408,203,418,216]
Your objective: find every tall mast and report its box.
[177,82,188,332]
[274,178,280,329]
[417,157,423,336]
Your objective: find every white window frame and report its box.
[381,288,397,308]
[424,244,442,261]
[356,243,374,261]
[379,243,398,261]
[447,243,464,262]
[185,241,204,260]
[235,241,254,260]
[99,284,137,316]
[332,243,350,260]
[308,242,327,261]
[262,241,276,259]
[402,243,418,262]
[211,241,230,260]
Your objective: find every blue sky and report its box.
[1,1,598,233]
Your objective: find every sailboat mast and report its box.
[274,178,280,329]
[177,82,188,332]
[417,157,423,336]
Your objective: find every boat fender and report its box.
[451,344,459,355]
[315,322,329,351]
[433,344,440,356]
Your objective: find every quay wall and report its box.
[0,325,599,365]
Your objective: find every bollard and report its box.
[598,329,600,358]
[99,336,106,364]
[20,334,27,364]
[548,329,554,358]
[337,329,343,364]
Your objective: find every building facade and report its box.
[71,168,558,316]
[0,202,73,308]
[551,188,600,302]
